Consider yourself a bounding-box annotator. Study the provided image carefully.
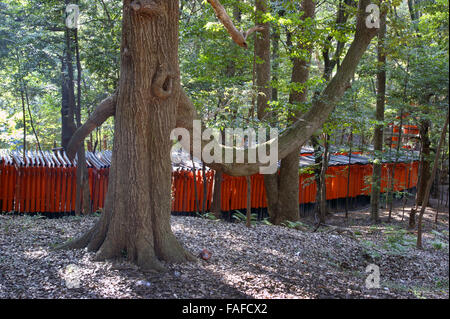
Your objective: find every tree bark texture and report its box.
[62,0,194,271]
[370,9,386,222]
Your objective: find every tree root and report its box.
[55,225,94,250]
[58,213,195,272]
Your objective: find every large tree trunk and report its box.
[63,0,194,271]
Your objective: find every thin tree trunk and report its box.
[264,0,315,225]
[416,120,431,206]
[24,84,43,153]
[202,162,207,214]
[436,135,446,222]
[255,0,271,120]
[211,169,223,218]
[345,129,353,218]
[20,88,26,162]
[370,9,387,223]
[388,109,404,221]
[74,25,92,215]
[402,148,413,221]
[319,134,329,223]
[246,176,251,228]
[271,17,280,101]
[192,156,199,214]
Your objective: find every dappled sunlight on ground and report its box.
[0,203,448,298]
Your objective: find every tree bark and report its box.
[416,119,431,206]
[417,111,449,248]
[74,24,92,215]
[61,0,194,270]
[207,0,263,49]
[61,56,76,149]
[246,176,251,228]
[211,169,222,218]
[255,0,271,120]
[370,8,387,223]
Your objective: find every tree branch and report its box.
[66,1,378,177]
[66,94,117,160]
[176,0,379,176]
[207,0,263,49]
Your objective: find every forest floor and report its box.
[0,199,448,299]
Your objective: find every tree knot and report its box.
[130,0,163,17]
[152,64,174,99]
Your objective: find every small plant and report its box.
[411,288,426,299]
[281,220,307,230]
[361,240,382,260]
[383,227,416,255]
[92,210,102,217]
[232,211,246,223]
[232,211,258,225]
[195,211,219,220]
[25,213,45,220]
[368,225,379,234]
[435,278,449,289]
[431,240,447,250]
[261,218,273,226]
[202,212,218,220]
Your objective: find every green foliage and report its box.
[361,240,382,260]
[0,0,119,150]
[196,211,218,221]
[280,220,307,230]
[382,226,416,255]
[261,217,273,226]
[430,230,449,251]
[232,210,257,225]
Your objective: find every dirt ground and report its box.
[0,198,448,299]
